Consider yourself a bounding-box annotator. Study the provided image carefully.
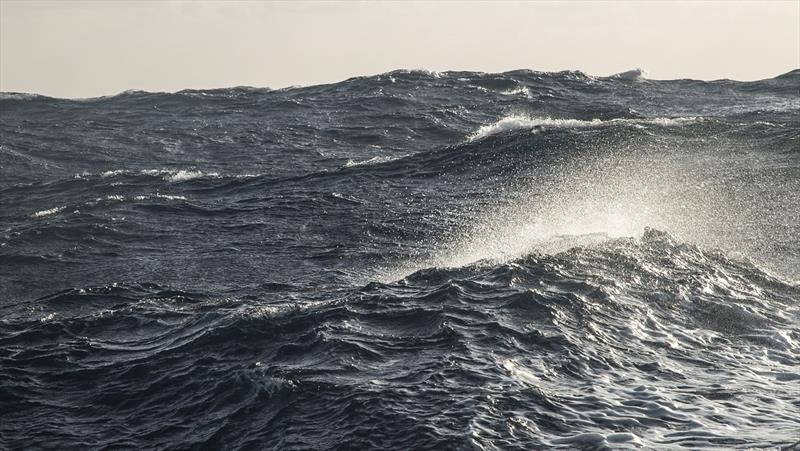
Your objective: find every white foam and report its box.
[405,69,442,78]
[468,114,700,141]
[165,170,216,182]
[610,67,648,81]
[86,194,186,204]
[643,117,699,126]
[101,169,166,178]
[33,206,66,218]
[40,312,56,322]
[469,85,490,93]
[499,87,533,98]
[468,116,603,141]
[133,194,186,201]
[101,169,128,178]
[344,156,402,168]
[99,169,219,182]
[140,169,168,176]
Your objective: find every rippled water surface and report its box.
[1,69,799,449]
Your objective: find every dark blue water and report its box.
[1,69,799,449]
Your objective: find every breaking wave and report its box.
[468,114,700,141]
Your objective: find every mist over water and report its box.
[1,68,799,449]
[392,114,798,282]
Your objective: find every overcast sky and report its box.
[1,0,799,98]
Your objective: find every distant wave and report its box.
[0,92,49,101]
[3,68,798,102]
[608,67,647,81]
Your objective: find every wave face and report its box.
[2,69,799,449]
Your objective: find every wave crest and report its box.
[609,68,647,81]
[468,114,699,141]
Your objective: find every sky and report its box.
[1,0,799,98]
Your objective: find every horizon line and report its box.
[2,67,798,101]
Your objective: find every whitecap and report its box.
[499,87,533,98]
[99,169,219,182]
[344,155,403,168]
[133,194,187,201]
[146,169,170,177]
[642,117,699,126]
[165,170,211,182]
[101,169,128,178]
[468,116,603,141]
[468,114,700,141]
[32,206,66,217]
[610,67,648,81]
[40,312,56,322]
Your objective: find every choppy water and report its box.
[1,68,799,450]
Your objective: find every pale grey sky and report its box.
[1,0,799,98]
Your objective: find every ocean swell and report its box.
[1,67,798,449]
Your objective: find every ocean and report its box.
[1,68,799,449]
